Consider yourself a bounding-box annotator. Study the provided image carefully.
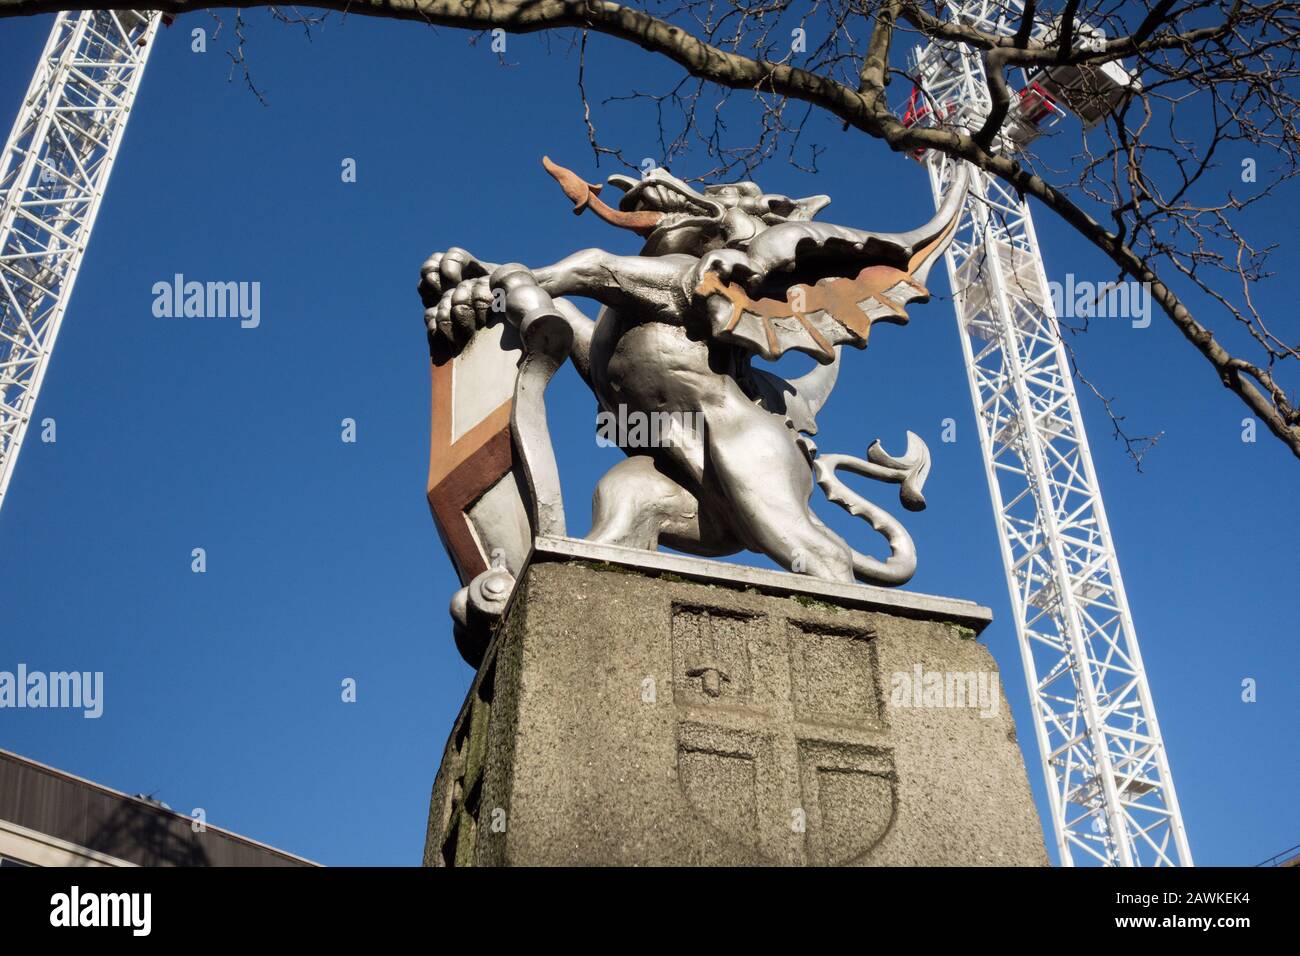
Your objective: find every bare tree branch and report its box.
[1,0,1295,458]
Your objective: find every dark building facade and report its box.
[0,749,316,867]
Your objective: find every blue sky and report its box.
[0,10,1294,866]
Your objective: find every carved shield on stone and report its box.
[427,315,533,583]
[671,605,897,865]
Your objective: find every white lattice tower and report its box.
[909,1,1192,866]
[0,10,160,511]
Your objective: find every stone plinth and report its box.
[424,536,1048,866]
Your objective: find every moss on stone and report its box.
[791,594,841,613]
[945,623,978,641]
[576,559,637,576]
[578,560,688,586]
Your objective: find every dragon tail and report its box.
[811,431,931,587]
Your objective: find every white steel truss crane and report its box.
[906,1,1192,866]
[0,10,160,510]
[1,5,1190,867]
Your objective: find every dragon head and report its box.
[542,157,830,256]
[541,155,969,364]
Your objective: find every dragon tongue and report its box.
[542,155,662,236]
[584,197,663,236]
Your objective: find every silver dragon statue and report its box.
[420,157,968,664]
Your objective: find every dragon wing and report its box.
[696,165,969,364]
